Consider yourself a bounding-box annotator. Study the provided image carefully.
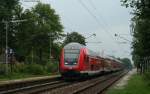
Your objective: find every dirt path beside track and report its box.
[113,69,136,89]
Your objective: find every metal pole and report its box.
[114,34,132,43]
[49,33,51,62]
[2,19,28,74]
[5,21,8,74]
[50,38,51,62]
[85,33,96,39]
[6,21,8,63]
[32,47,34,63]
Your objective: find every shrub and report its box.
[46,62,59,73]
[0,64,7,75]
[0,61,60,79]
[24,64,46,75]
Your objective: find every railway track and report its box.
[0,80,71,94]
[0,75,70,94]
[0,70,128,94]
[41,70,128,94]
[72,71,127,94]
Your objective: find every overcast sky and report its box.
[21,0,133,60]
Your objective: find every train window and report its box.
[65,53,78,59]
[64,49,80,65]
[64,49,80,54]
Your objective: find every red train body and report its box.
[59,42,123,77]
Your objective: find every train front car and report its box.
[59,42,87,77]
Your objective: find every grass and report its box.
[0,73,52,81]
[107,74,150,94]
[0,63,59,81]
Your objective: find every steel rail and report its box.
[72,71,128,94]
[0,76,64,94]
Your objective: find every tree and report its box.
[63,32,86,45]
[0,2,64,64]
[51,42,62,61]
[121,0,150,66]
[0,0,19,55]
[15,3,64,64]
[120,58,133,70]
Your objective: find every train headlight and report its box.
[74,62,77,64]
[65,62,68,64]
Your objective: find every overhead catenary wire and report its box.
[87,0,132,43]
[87,0,113,34]
[77,0,117,43]
[86,0,125,44]
[78,0,132,57]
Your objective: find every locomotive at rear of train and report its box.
[59,42,123,77]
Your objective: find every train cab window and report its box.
[64,49,80,65]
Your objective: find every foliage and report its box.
[0,1,63,78]
[120,58,133,69]
[121,0,150,66]
[24,64,46,75]
[51,43,62,61]
[0,63,59,80]
[0,2,64,65]
[63,32,86,45]
[0,64,6,75]
[0,0,20,54]
[14,3,64,64]
[46,61,58,73]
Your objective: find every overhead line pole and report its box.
[115,34,132,43]
[2,21,9,74]
[85,33,96,39]
[2,19,28,74]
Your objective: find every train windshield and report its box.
[64,49,80,65]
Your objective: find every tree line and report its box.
[122,0,150,73]
[0,0,87,65]
[0,1,63,64]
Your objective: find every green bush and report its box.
[11,63,25,73]
[0,61,60,80]
[46,62,58,73]
[1,62,59,75]
[23,64,46,75]
[0,64,6,75]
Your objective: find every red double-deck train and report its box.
[59,42,124,77]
